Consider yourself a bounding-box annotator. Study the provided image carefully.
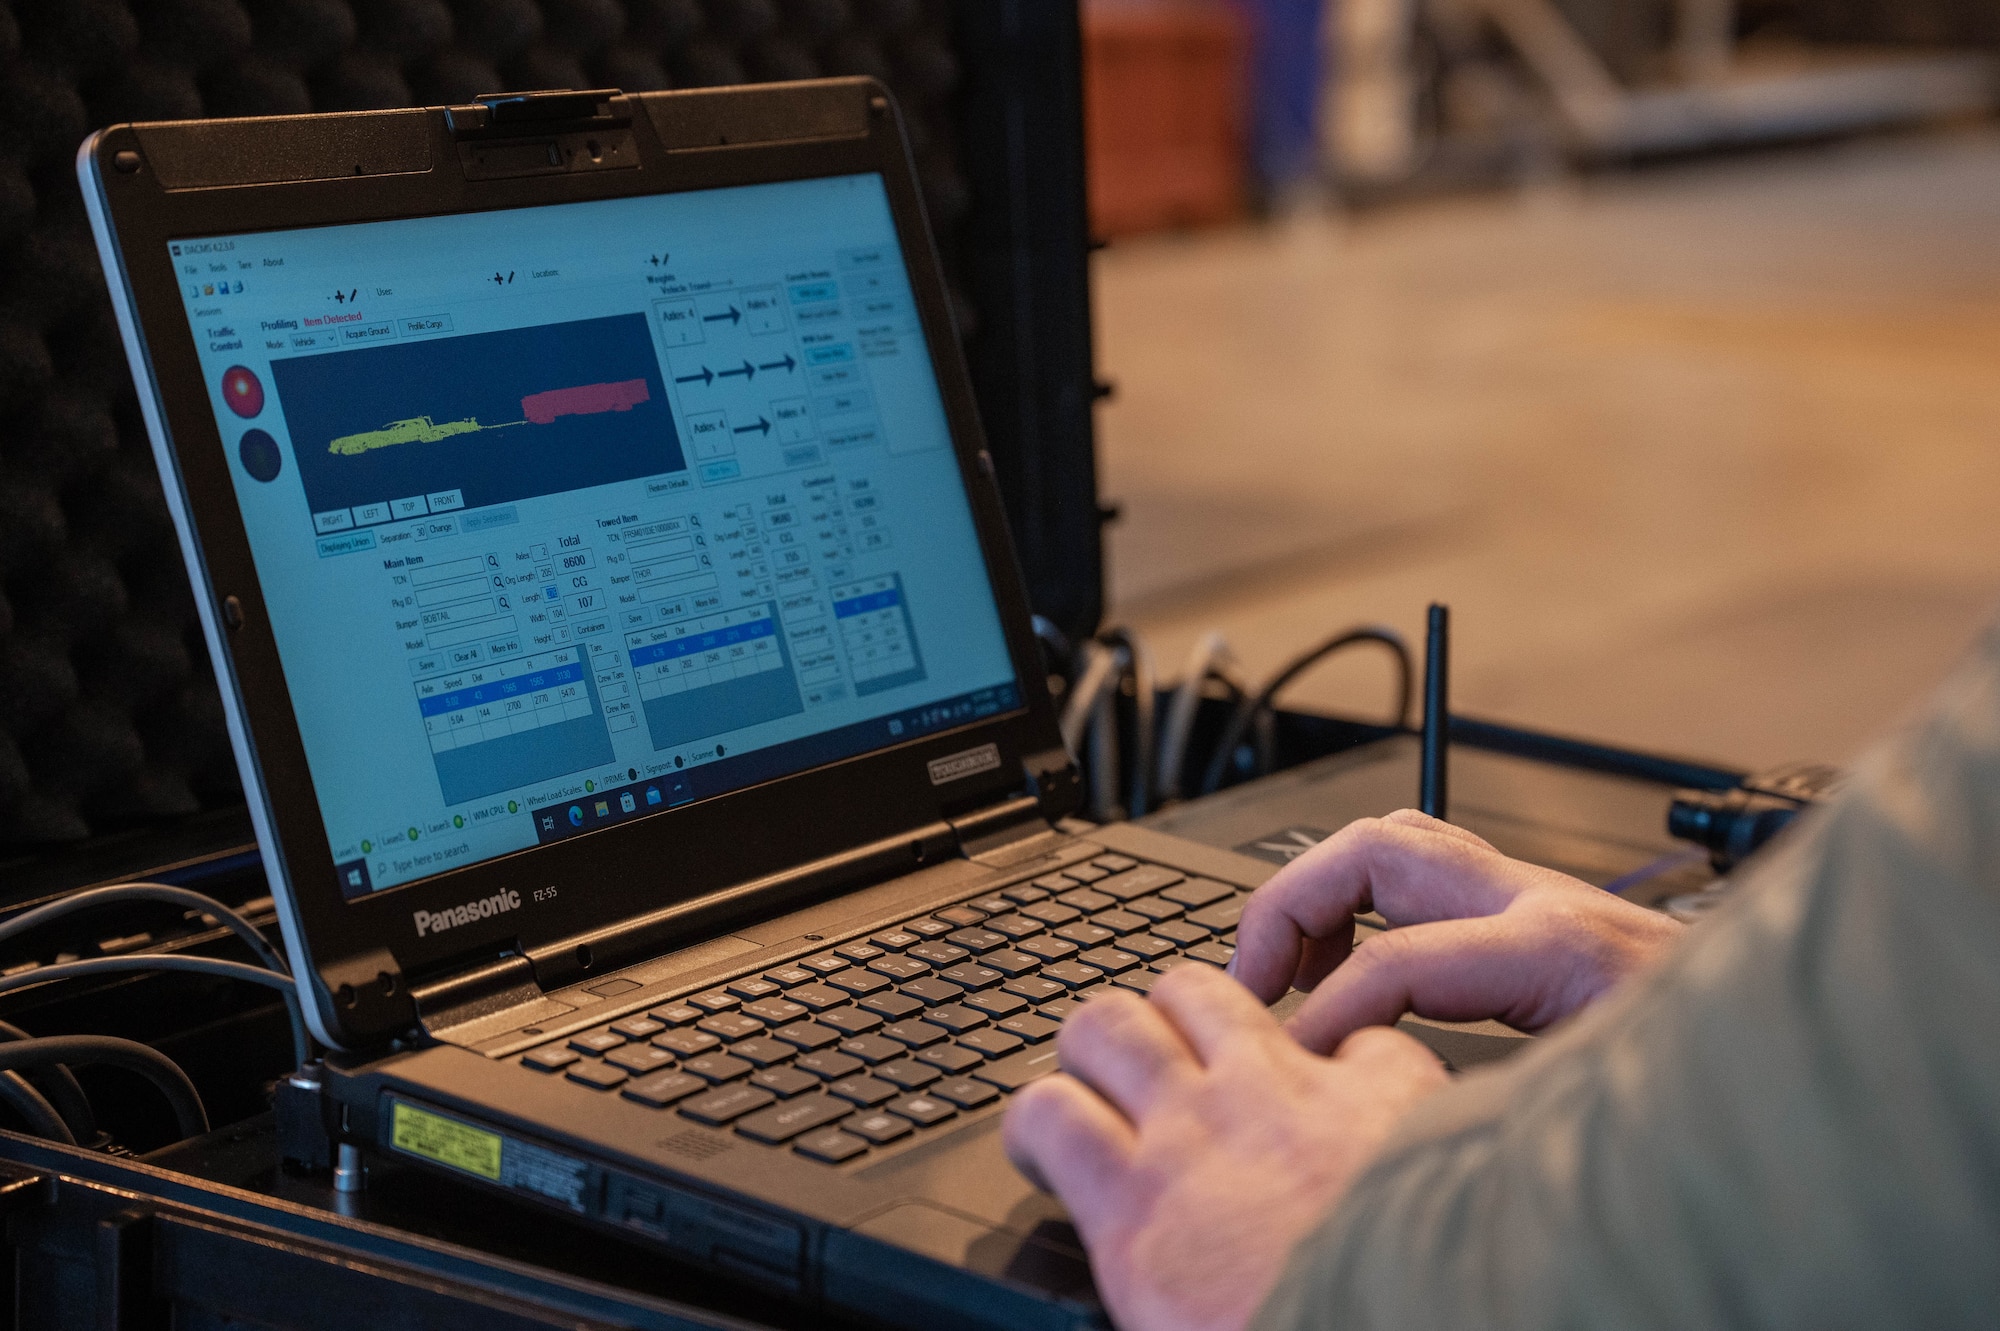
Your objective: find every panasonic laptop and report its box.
[81,80,1268,1330]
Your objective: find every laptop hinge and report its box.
[411,953,576,1047]
[949,794,1063,867]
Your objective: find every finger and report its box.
[1003,1074,1137,1240]
[1378,808,1497,852]
[1057,990,1199,1121]
[1282,916,1557,1053]
[1146,962,1282,1066]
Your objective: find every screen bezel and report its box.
[83,83,1071,1047]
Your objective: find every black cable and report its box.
[0,956,310,1070]
[0,1019,95,1143]
[0,1036,207,1141]
[0,883,289,976]
[1419,603,1450,819]
[1101,627,1156,818]
[0,1070,73,1145]
[1199,626,1415,796]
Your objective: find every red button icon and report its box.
[221,365,264,418]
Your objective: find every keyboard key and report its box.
[1077,947,1141,976]
[1040,997,1082,1022]
[966,990,1029,1019]
[1090,909,1150,936]
[1187,940,1236,966]
[741,998,808,1025]
[868,955,931,981]
[946,928,1006,954]
[916,1044,984,1074]
[799,953,848,974]
[870,929,921,952]
[609,1016,665,1040]
[752,1066,822,1098]
[1002,976,1066,1004]
[726,977,783,1001]
[845,1111,913,1145]
[931,1076,1003,1109]
[1121,934,1177,960]
[996,1012,1061,1043]
[727,1037,797,1067]
[683,1053,753,1083]
[1097,865,1185,901]
[1112,970,1161,995]
[888,1094,957,1127]
[1026,875,1070,895]
[970,1044,1065,1092]
[785,983,849,1011]
[835,942,884,964]
[881,1020,949,1049]
[736,1094,851,1143]
[795,1128,870,1162]
[981,949,1042,978]
[605,1045,677,1074]
[935,905,988,927]
[1055,922,1115,947]
[925,1004,989,1034]
[908,941,970,967]
[874,1058,942,1090]
[901,918,954,938]
[939,963,1001,991]
[838,1034,906,1064]
[1151,955,1205,974]
[1018,936,1079,963]
[623,1070,706,1107]
[826,967,891,997]
[829,1076,899,1107]
[958,1028,1025,1058]
[1061,863,1110,884]
[648,1003,704,1027]
[763,966,817,988]
[969,895,1015,916]
[1161,878,1236,909]
[566,1061,628,1090]
[1042,960,1105,989]
[984,914,1045,940]
[1093,854,1139,873]
[1150,920,1209,946]
[1187,897,1248,932]
[1126,897,1185,922]
[1021,902,1081,926]
[796,1050,865,1080]
[1056,888,1116,913]
[654,1030,721,1057]
[901,977,965,1007]
[522,1047,579,1073]
[859,991,924,1020]
[773,1021,842,1051]
[569,1030,626,1054]
[817,1006,885,1036]
[688,989,740,1012]
[698,1013,764,1041]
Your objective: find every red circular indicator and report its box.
[221,366,264,418]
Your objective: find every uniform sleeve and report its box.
[1252,624,2000,1330]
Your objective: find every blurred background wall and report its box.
[1079,0,2000,769]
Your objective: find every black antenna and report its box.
[1419,603,1449,819]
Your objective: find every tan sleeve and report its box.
[1252,623,2000,1330]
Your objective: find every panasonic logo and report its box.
[928,743,1002,786]
[414,888,522,938]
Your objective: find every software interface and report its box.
[171,175,1020,897]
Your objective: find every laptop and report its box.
[79,80,1274,1330]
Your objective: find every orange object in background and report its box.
[1083,0,1250,237]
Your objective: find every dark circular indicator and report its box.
[221,365,264,418]
[239,428,282,482]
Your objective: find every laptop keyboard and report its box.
[516,854,1246,1165]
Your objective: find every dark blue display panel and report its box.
[272,314,683,516]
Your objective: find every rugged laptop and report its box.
[80,80,1272,1329]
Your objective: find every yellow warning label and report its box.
[389,1101,502,1181]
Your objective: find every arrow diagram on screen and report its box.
[733,417,773,436]
[703,306,742,325]
[757,354,797,374]
[716,361,756,382]
[675,367,715,387]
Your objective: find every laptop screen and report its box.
[168,174,1020,897]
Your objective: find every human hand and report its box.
[1233,810,1685,1053]
[1003,964,1447,1331]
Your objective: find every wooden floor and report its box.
[1094,126,2000,771]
